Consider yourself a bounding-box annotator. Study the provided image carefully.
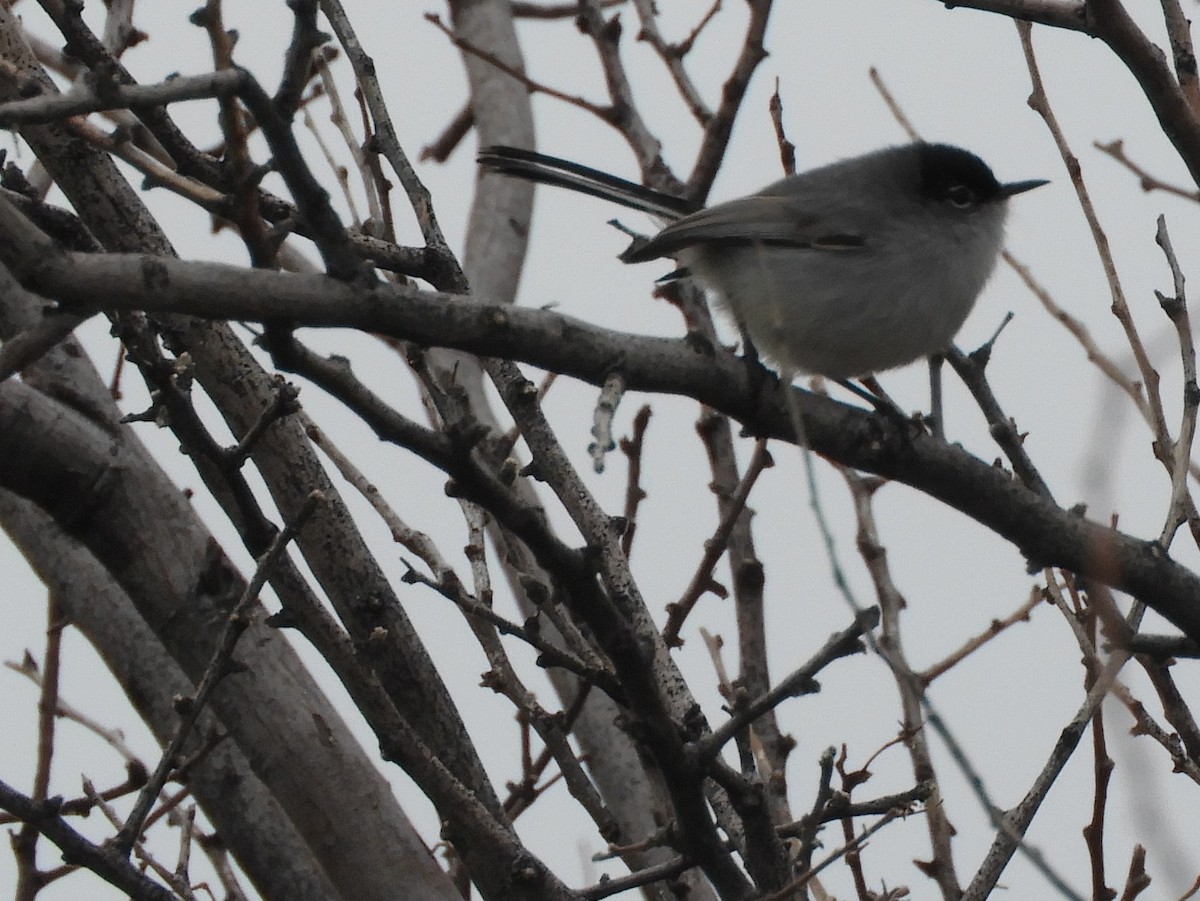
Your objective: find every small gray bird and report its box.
[478,143,1045,380]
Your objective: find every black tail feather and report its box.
[477,146,697,219]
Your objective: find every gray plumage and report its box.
[479,143,1045,379]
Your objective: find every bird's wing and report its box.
[620,193,867,263]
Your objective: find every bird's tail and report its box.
[477,146,697,220]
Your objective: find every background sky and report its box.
[3,1,1200,898]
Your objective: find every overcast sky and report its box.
[3,2,1200,898]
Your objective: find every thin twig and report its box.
[114,493,323,853]
[1153,215,1200,549]
[765,808,910,900]
[664,439,772,645]
[1019,21,1172,460]
[767,78,795,176]
[302,413,458,581]
[1083,600,1114,901]
[1095,139,1200,202]
[695,608,878,762]
[13,593,66,901]
[0,779,177,901]
[618,404,652,557]
[841,467,960,898]
[868,67,919,140]
[689,0,773,200]
[1117,844,1151,900]
[944,342,1054,499]
[918,586,1043,684]
[513,0,626,19]
[793,747,835,873]
[425,11,609,120]
[630,0,713,125]
[575,0,682,188]
[1002,249,1149,414]
[401,564,619,693]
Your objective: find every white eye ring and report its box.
[946,185,976,208]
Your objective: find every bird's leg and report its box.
[845,375,908,422]
[927,354,945,440]
[736,320,776,401]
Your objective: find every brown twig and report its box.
[840,468,960,899]
[868,67,919,141]
[1094,139,1200,202]
[960,664,1120,901]
[768,78,795,176]
[1108,680,1200,784]
[326,0,462,281]
[618,404,652,557]
[401,563,618,693]
[570,0,683,193]
[13,593,66,901]
[793,747,835,875]
[1117,844,1151,900]
[1002,248,1149,414]
[303,414,457,579]
[663,438,772,646]
[1176,871,1200,900]
[580,852,694,900]
[918,585,1043,684]
[420,102,473,162]
[765,808,909,900]
[630,0,713,125]
[0,778,177,901]
[689,0,773,200]
[1153,215,1200,549]
[455,500,621,842]
[425,11,609,120]
[1083,600,1115,901]
[944,341,1055,499]
[1019,21,1172,454]
[502,685,593,820]
[194,1,274,269]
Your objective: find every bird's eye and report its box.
[946,184,976,208]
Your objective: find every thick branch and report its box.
[3,234,1199,642]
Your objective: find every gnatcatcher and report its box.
[477,143,1046,380]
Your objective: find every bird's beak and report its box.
[999,178,1049,198]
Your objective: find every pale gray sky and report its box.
[3,1,1199,898]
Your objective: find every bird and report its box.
[477,143,1046,383]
